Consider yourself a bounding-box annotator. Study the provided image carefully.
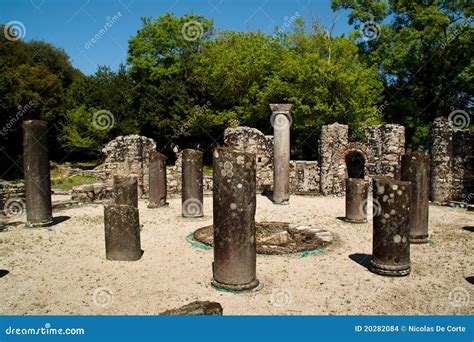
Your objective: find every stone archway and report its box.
[332,143,374,195]
[345,151,365,179]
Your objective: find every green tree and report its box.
[332,0,474,148]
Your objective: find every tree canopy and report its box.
[0,3,472,179]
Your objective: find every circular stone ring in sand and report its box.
[193,221,333,255]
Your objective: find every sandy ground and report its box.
[0,194,472,315]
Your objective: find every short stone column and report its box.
[148,152,168,208]
[113,175,138,208]
[23,120,53,227]
[104,204,141,261]
[370,176,411,276]
[211,147,259,291]
[181,149,203,218]
[401,151,430,243]
[270,104,293,204]
[345,178,369,223]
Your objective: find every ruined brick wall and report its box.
[430,117,473,203]
[102,135,157,197]
[224,127,274,192]
[453,129,474,202]
[430,117,454,203]
[319,124,349,196]
[365,124,405,179]
[224,127,320,193]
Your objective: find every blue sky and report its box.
[2,0,354,75]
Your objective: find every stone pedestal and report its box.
[370,176,411,276]
[148,152,168,208]
[104,204,141,261]
[211,147,259,291]
[401,151,430,243]
[270,104,293,204]
[113,175,138,208]
[345,178,369,223]
[182,149,203,218]
[23,120,53,227]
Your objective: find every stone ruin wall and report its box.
[430,117,473,203]
[225,124,405,197]
[223,127,320,194]
[3,119,471,205]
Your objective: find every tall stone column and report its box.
[23,120,53,227]
[148,152,168,208]
[181,149,203,218]
[113,175,138,208]
[270,104,293,204]
[104,204,141,261]
[370,176,411,276]
[212,147,259,291]
[345,178,369,223]
[401,151,430,243]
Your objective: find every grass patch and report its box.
[51,175,100,191]
[203,165,213,176]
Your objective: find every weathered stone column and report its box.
[345,178,369,223]
[370,176,411,276]
[401,151,430,243]
[113,175,138,208]
[181,149,203,218]
[148,152,168,208]
[270,104,293,204]
[23,120,53,227]
[104,204,141,261]
[212,147,259,291]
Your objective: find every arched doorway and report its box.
[345,151,365,179]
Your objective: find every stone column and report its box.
[181,149,203,218]
[345,178,369,223]
[104,204,141,261]
[370,176,411,276]
[270,104,293,204]
[211,147,259,291]
[401,151,430,243]
[113,175,138,208]
[148,152,168,208]
[23,120,53,227]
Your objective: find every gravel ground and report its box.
[0,195,472,315]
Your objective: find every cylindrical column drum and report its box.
[104,204,141,261]
[23,120,53,227]
[212,147,259,291]
[370,176,411,276]
[148,152,168,208]
[181,149,203,218]
[345,178,369,223]
[401,151,430,243]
